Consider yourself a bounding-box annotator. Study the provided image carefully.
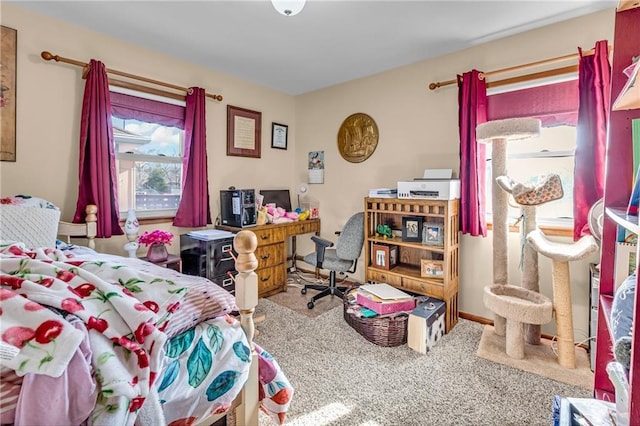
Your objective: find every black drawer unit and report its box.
[180,234,237,294]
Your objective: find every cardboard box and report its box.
[371,243,398,270]
[407,298,446,354]
[356,288,415,315]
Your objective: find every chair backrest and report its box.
[336,212,365,261]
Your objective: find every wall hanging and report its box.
[227,105,261,158]
[337,113,378,163]
[1,26,17,162]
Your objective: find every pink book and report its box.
[356,291,416,315]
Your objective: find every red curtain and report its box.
[110,91,185,129]
[173,87,212,227]
[573,40,611,240]
[458,70,488,236]
[488,79,579,127]
[73,60,123,237]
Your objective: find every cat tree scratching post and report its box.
[526,230,599,368]
[495,177,542,345]
[476,118,541,337]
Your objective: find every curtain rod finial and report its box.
[429,82,438,90]
[41,51,57,62]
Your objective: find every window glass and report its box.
[485,125,576,227]
[113,117,184,218]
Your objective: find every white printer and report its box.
[397,169,461,200]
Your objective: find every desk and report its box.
[217,219,320,297]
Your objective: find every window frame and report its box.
[484,77,579,235]
[110,86,186,219]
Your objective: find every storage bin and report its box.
[343,288,408,347]
[407,298,446,354]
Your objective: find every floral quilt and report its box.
[0,242,292,425]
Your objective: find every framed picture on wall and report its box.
[1,26,17,162]
[227,105,262,158]
[271,122,288,150]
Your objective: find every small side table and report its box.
[139,254,182,273]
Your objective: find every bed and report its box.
[0,195,292,426]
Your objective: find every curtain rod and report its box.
[41,51,223,101]
[428,47,604,90]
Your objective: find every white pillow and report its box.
[0,196,61,248]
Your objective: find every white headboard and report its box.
[0,199,97,250]
[0,204,61,248]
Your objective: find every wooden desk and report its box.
[217,219,320,297]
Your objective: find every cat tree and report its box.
[477,118,556,359]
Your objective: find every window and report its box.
[111,88,186,218]
[485,78,579,229]
[485,125,576,227]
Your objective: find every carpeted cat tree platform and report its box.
[476,117,554,360]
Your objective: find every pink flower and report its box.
[138,230,174,247]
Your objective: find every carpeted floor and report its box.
[267,285,344,318]
[255,298,591,426]
[266,271,353,318]
[476,325,594,390]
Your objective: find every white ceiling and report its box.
[12,0,617,95]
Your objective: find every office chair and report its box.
[301,212,364,309]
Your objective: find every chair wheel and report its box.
[301,288,307,295]
[307,301,314,309]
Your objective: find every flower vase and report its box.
[146,243,168,262]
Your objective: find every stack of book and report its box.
[355,283,416,315]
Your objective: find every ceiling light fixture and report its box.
[271,0,306,16]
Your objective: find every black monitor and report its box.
[259,189,292,212]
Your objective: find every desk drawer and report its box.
[400,277,444,299]
[288,220,320,235]
[366,270,402,287]
[252,227,286,246]
[257,265,286,296]
[255,243,285,269]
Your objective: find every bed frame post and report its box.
[84,204,98,249]
[232,230,259,426]
[56,204,98,249]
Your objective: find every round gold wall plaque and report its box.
[337,113,379,163]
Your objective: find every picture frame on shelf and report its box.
[421,259,444,279]
[402,216,423,242]
[227,105,262,158]
[271,122,288,150]
[372,243,398,270]
[422,222,444,246]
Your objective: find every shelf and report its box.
[367,236,446,252]
[612,60,640,111]
[368,264,444,284]
[364,196,459,332]
[606,207,640,234]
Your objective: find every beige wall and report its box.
[0,3,298,254]
[294,8,613,338]
[1,4,614,338]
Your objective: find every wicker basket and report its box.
[343,288,408,347]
